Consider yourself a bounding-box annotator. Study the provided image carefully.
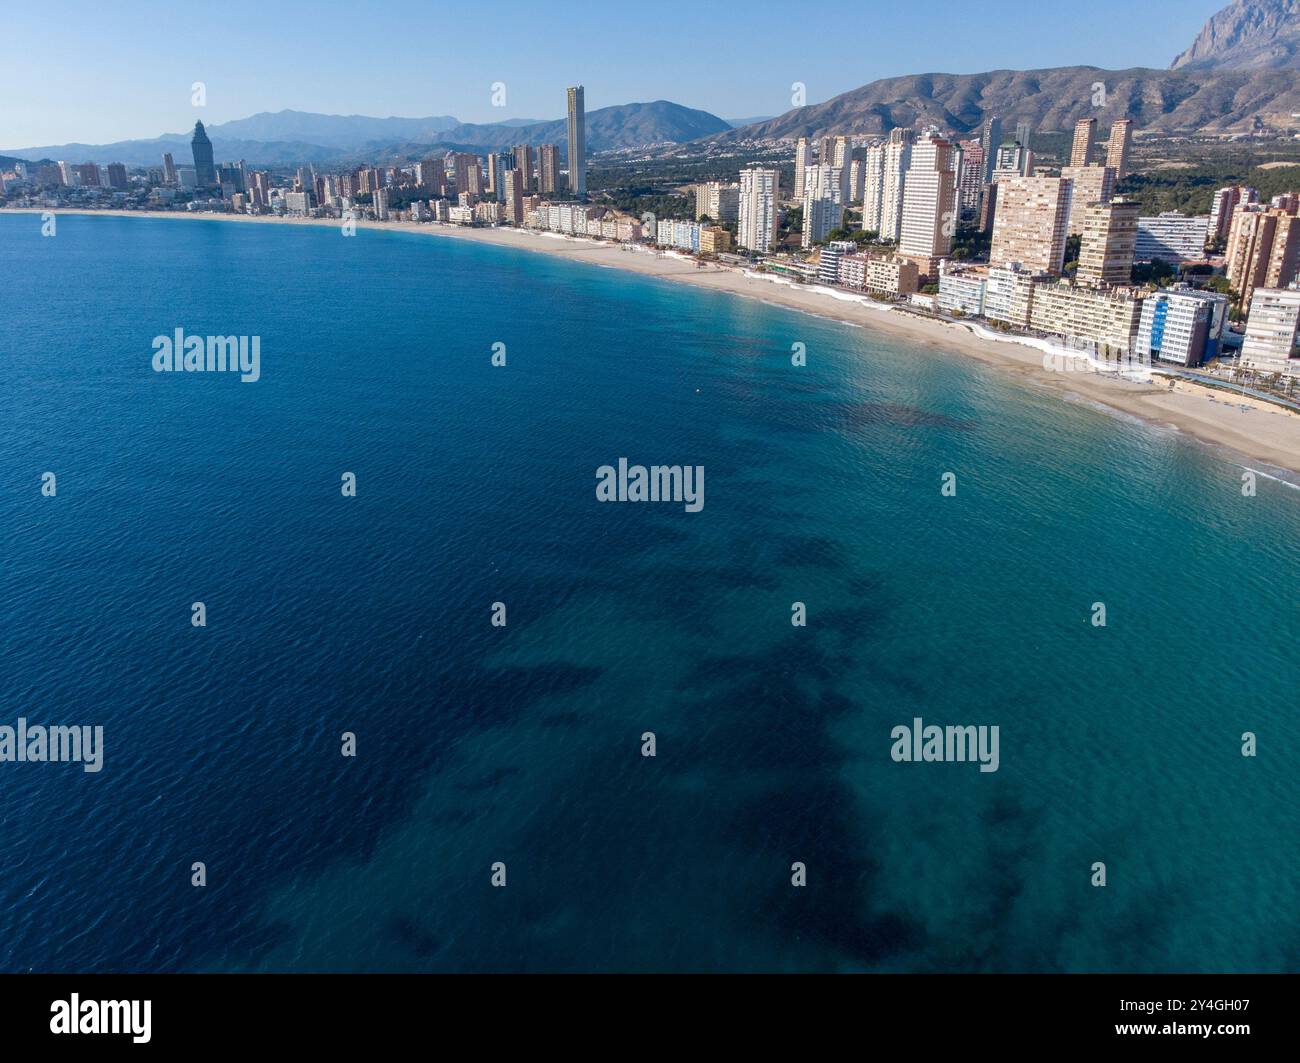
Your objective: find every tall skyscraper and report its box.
[861,142,885,234]
[1106,119,1133,180]
[502,169,525,225]
[989,175,1071,274]
[980,115,1003,182]
[162,152,177,185]
[956,140,985,214]
[1226,206,1300,311]
[794,137,814,200]
[1070,118,1097,168]
[738,167,779,252]
[879,127,915,242]
[451,153,483,199]
[513,144,535,191]
[538,144,561,194]
[1077,198,1139,286]
[1014,121,1032,152]
[566,85,586,197]
[191,121,216,188]
[1061,165,1116,235]
[898,132,956,265]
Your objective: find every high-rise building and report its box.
[1134,212,1212,265]
[991,140,1033,182]
[502,168,525,225]
[512,145,535,191]
[980,115,1003,182]
[898,132,956,267]
[191,121,216,188]
[989,176,1071,275]
[879,127,915,242]
[1241,285,1300,368]
[801,164,844,248]
[1106,119,1133,180]
[538,144,561,194]
[1134,286,1228,366]
[1209,186,1258,243]
[1077,198,1139,286]
[1070,118,1097,168]
[956,140,985,214]
[1014,121,1032,152]
[738,167,779,252]
[1061,165,1116,235]
[1225,206,1299,309]
[106,163,128,190]
[566,85,586,197]
[451,153,483,199]
[486,152,512,201]
[695,181,740,222]
[793,137,814,202]
[861,141,885,234]
[162,152,177,185]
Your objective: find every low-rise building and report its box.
[937,265,988,316]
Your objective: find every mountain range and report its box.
[7,0,1300,168]
[3,102,732,168]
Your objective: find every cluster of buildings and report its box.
[3,85,593,222]
[769,115,1299,372]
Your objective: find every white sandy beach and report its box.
[9,207,1300,478]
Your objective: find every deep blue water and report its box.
[1,212,1297,973]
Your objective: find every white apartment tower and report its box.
[861,142,886,234]
[898,132,957,263]
[801,164,844,249]
[879,127,915,242]
[738,167,780,252]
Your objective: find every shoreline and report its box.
[7,206,1300,478]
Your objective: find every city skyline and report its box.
[1,0,1220,147]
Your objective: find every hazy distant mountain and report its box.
[716,65,1300,141]
[2,132,353,168]
[208,110,459,148]
[726,116,775,127]
[4,101,730,168]
[1171,0,1300,70]
[428,101,731,153]
[0,109,464,168]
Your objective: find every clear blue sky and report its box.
[3,0,1221,147]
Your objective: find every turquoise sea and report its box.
[1,212,1297,972]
